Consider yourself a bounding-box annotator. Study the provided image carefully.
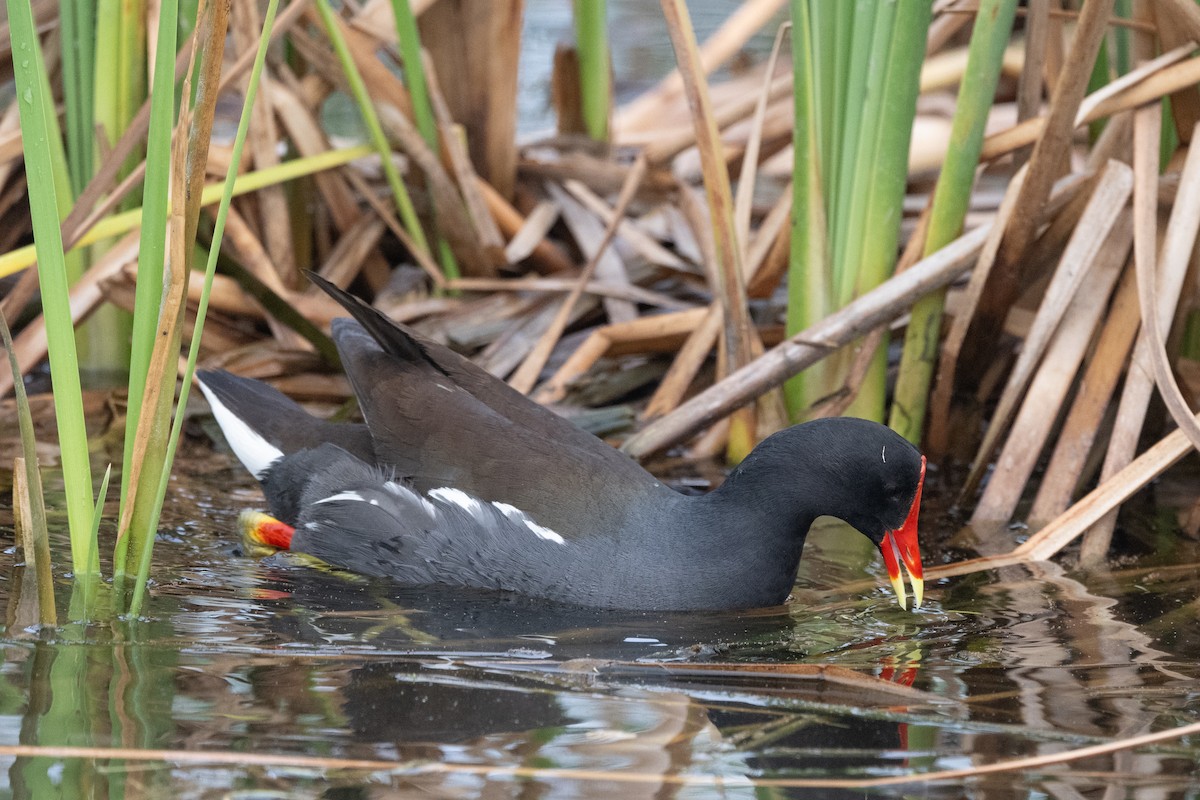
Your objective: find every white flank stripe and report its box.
[385,480,437,518]
[492,500,566,545]
[493,501,521,519]
[429,487,483,517]
[197,379,283,479]
[315,491,365,504]
[524,520,565,545]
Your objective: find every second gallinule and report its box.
[197,275,926,611]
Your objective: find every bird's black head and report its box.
[726,417,926,607]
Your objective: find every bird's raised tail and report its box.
[308,272,442,371]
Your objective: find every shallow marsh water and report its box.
[1,443,1199,799]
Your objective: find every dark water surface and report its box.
[2,442,1200,799]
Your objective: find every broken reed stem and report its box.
[923,162,1033,459]
[980,42,1200,163]
[1,308,55,624]
[970,214,1131,524]
[961,0,1114,384]
[733,22,790,259]
[12,459,53,625]
[934,411,1200,576]
[621,222,991,458]
[1027,263,1140,528]
[623,170,1095,458]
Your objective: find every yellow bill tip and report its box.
[889,569,908,611]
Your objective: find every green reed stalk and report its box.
[112,0,195,600]
[119,0,180,551]
[59,1,95,197]
[79,465,112,616]
[1087,38,1111,143]
[826,2,880,306]
[93,0,145,170]
[389,0,460,282]
[130,0,282,615]
[574,0,611,141]
[784,0,827,417]
[390,0,438,148]
[785,0,931,421]
[889,0,1017,444]
[787,1,825,419]
[785,0,855,417]
[86,0,146,373]
[842,0,931,420]
[1113,0,1132,75]
[7,0,96,575]
[316,0,435,270]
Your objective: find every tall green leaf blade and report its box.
[389,0,461,282]
[119,0,180,534]
[785,0,829,418]
[846,0,933,420]
[59,0,95,196]
[833,2,892,308]
[391,0,439,147]
[130,0,283,615]
[573,0,611,141]
[889,0,1018,442]
[7,0,96,575]
[84,0,145,373]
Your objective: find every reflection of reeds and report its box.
[2,714,1200,789]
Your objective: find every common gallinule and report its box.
[197,275,926,611]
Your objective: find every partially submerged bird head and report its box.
[722,417,926,609]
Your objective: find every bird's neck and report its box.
[677,469,820,606]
